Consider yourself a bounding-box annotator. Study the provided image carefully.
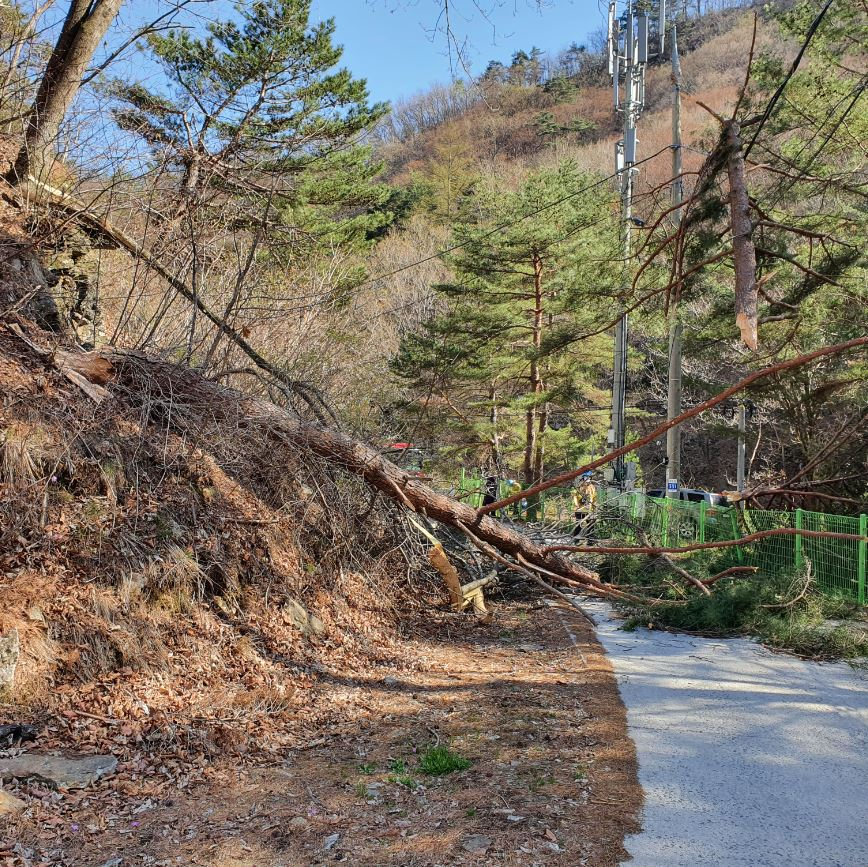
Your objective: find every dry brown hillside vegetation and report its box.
[379,12,777,202]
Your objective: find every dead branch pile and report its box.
[0,320,454,757]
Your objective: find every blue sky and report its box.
[312,0,604,103]
[45,0,607,170]
[83,0,604,108]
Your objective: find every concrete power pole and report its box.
[608,1,651,490]
[736,403,747,494]
[665,25,683,499]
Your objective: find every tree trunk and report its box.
[524,252,544,489]
[724,119,757,350]
[523,405,536,488]
[6,0,124,186]
[27,338,617,599]
[489,384,501,468]
[534,400,547,486]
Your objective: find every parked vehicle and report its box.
[646,488,728,507]
[645,488,730,539]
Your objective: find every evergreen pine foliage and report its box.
[107,0,391,250]
[392,161,620,483]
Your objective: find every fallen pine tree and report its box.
[5,317,867,614]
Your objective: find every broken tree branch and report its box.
[544,526,868,557]
[725,119,758,350]
[453,521,608,619]
[702,566,760,587]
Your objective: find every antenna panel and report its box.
[625,126,638,164]
[637,13,648,64]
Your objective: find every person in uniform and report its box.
[571,472,598,542]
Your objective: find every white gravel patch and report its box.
[578,598,868,867]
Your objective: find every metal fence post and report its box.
[661,502,670,547]
[699,501,707,543]
[629,493,640,545]
[859,514,866,606]
[794,508,804,570]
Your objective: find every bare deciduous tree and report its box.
[5,0,124,186]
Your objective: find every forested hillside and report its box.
[373,2,867,501]
[1,0,864,504]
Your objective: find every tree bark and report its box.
[724,119,758,351]
[6,0,124,186]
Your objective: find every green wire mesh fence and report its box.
[453,474,866,603]
[596,490,866,604]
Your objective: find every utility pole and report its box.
[736,402,747,494]
[665,24,683,499]
[608,1,658,489]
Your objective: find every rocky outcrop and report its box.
[3,227,104,347]
[0,628,19,693]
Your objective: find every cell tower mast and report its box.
[607,1,663,489]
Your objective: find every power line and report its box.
[357,145,671,291]
[743,0,836,159]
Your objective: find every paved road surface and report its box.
[578,598,868,867]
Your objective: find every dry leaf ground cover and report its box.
[3,601,640,866]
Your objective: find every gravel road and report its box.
[578,598,868,867]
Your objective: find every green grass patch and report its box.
[418,745,471,776]
[387,773,418,789]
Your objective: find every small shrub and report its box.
[622,564,868,660]
[387,773,418,789]
[529,772,554,792]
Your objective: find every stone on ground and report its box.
[0,789,26,814]
[461,835,492,854]
[0,753,117,789]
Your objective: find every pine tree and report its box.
[108,0,390,249]
[393,161,618,488]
